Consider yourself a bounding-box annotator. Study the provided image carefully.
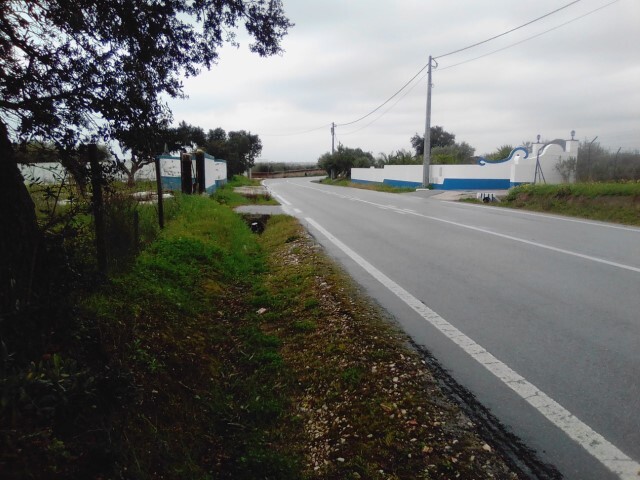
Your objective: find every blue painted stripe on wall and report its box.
[163,177,227,193]
[161,176,182,191]
[382,179,422,188]
[434,178,511,190]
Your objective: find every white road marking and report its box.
[294,183,640,274]
[274,194,291,206]
[294,208,303,214]
[451,200,640,233]
[305,216,640,480]
[412,211,640,274]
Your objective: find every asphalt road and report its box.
[264,177,640,480]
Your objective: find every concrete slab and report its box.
[233,205,285,215]
[233,186,268,195]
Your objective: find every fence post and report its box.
[89,143,107,275]
[154,156,164,229]
[180,153,192,194]
[195,150,206,194]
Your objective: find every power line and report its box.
[439,0,620,71]
[334,0,585,129]
[341,72,425,136]
[434,0,583,59]
[261,123,332,137]
[335,64,430,127]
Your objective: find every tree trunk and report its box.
[0,121,41,317]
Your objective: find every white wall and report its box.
[351,165,423,185]
[19,163,68,184]
[351,139,578,190]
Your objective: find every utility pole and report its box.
[331,122,336,154]
[587,135,598,181]
[422,56,436,188]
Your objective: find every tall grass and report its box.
[502,182,640,225]
[79,195,297,478]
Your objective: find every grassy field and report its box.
[499,182,640,225]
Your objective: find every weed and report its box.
[341,366,364,388]
[292,319,317,333]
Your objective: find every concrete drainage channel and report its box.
[234,205,285,234]
[241,214,270,234]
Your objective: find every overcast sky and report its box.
[167,0,640,163]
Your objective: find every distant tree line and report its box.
[252,161,321,174]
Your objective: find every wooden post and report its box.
[180,153,192,194]
[195,150,206,194]
[89,143,107,275]
[154,156,164,229]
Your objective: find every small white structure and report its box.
[352,136,579,190]
[135,153,227,193]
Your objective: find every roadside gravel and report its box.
[259,216,529,479]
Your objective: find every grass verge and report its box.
[499,183,640,225]
[256,215,517,479]
[212,175,279,207]
[319,177,418,193]
[2,191,518,479]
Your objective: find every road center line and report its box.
[451,200,640,233]
[305,216,640,480]
[294,183,640,274]
[408,210,640,274]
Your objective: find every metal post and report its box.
[422,56,434,188]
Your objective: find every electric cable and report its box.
[434,0,583,59]
[335,64,430,127]
[341,71,426,136]
[334,0,585,129]
[335,0,617,135]
[439,0,619,71]
[261,123,332,137]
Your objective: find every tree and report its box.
[555,157,577,183]
[411,126,456,156]
[377,149,420,166]
[1,1,292,315]
[318,144,375,178]
[116,116,174,185]
[431,142,476,165]
[225,131,263,178]
[482,144,514,161]
[205,128,229,160]
[172,121,206,152]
